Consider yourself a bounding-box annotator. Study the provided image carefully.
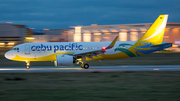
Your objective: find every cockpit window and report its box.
[11,48,19,50]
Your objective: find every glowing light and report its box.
[173,45,178,47]
[119,32,127,41]
[173,28,179,32]
[93,33,101,35]
[164,36,169,38]
[103,37,109,39]
[120,29,127,32]
[92,30,99,33]
[74,34,81,42]
[83,33,91,42]
[140,28,147,31]
[102,30,109,33]
[84,30,91,33]
[75,26,82,34]
[0,43,5,45]
[102,47,106,50]
[130,29,137,31]
[104,33,111,34]
[8,43,14,45]
[111,29,118,32]
[26,37,35,40]
[6,22,12,23]
[43,29,49,31]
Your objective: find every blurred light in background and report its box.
[8,43,14,45]
[119,32,127,41]
[6,22,12,24]
[83,33,91,42]
[120,29,127,32]
[74,34,81,42]
[173,28,180,32]
[0,43,5,45]
[140,28,147,31]
[130,32,138,41]
[25,37,35,40]
[130,29,137,32]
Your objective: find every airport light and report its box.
[102,30,109,33]
[0,43,5,45]
[6,22,12,23]
[140,28,147,31]
[130,29,137,31]
[94,33,101,35]
[173,28,179,32]
[26,37,35,40]
[120,29,127,32]
[43,29,49,31]
[111,29,118,32]
[8,43,14,45]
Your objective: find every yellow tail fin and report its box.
[137,14,168,45]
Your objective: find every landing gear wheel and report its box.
[80,63,89,69]
[26,61,30,70]
[84,63,89,69]
[26,66,30,69]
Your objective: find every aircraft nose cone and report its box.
[4,51,15,60]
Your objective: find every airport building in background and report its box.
[0,22,180,52]
[0,23,33,52]
[32,22,180,45]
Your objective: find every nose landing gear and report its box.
[26,61,30,69]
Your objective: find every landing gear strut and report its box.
[79,57,89,69]
[26,61,30,69]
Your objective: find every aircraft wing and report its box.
[73,36,118,59]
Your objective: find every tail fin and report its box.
[137,14,168,45]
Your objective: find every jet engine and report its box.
[54,55,76,66]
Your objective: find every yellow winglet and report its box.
[106,36,119,49]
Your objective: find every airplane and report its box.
[5,14,172,69]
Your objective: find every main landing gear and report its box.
[26,61,30,69]
[81,63,89,69]
[79,57,89,69]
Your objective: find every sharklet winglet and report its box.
[106,36,119,49]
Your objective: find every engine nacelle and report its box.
[54,55,75,67]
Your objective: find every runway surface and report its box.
[0,65,180,73]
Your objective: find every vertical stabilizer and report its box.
[137,14,168,45]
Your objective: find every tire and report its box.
[84,63,89,69]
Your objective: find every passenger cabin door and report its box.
[25,44,30,54]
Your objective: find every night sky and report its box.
[0,0,179,29]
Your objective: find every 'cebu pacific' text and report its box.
[31,43,83,53]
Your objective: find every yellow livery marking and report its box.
[11,52,74,61]
[138,15,168,45]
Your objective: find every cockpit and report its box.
[11,47,19,51]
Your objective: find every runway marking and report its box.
[153,68,160,70]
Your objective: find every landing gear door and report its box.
[25,44,30,54]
